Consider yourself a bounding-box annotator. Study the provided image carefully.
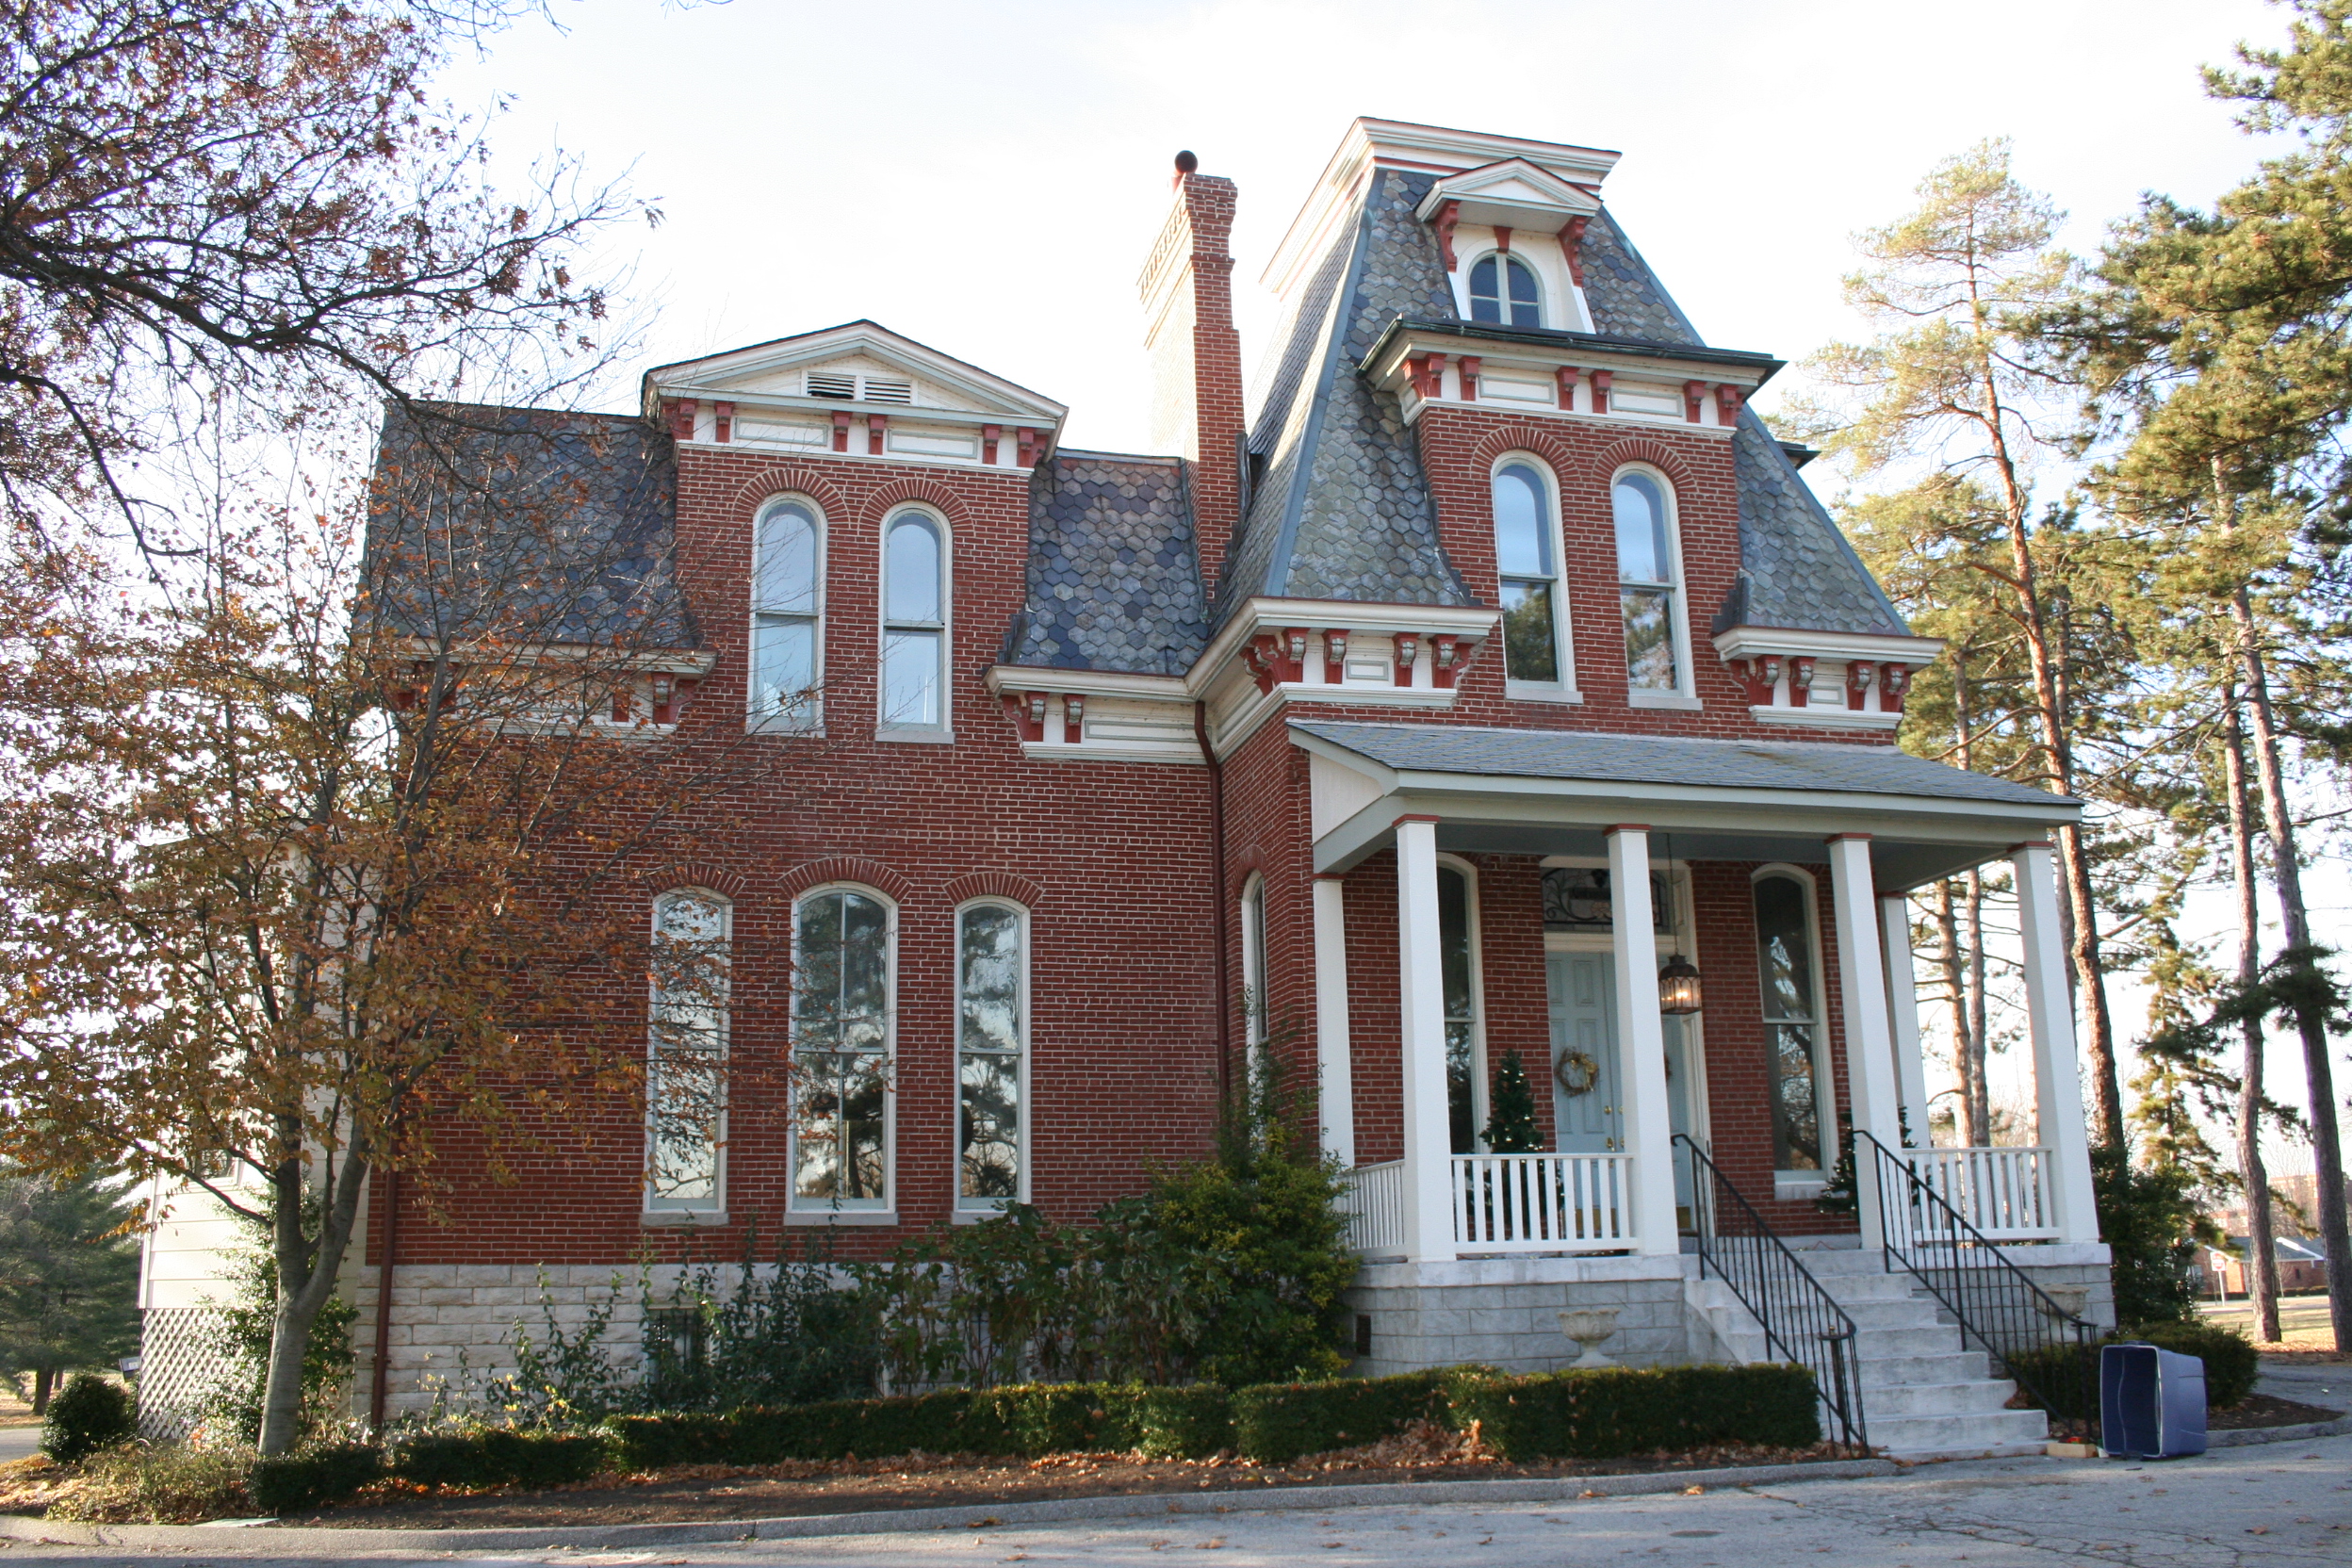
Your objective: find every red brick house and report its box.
[141,121,2112,1459]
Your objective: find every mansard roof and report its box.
[1217,166,1909,641]
[1004,449,1210,677]
[368,400,696,651]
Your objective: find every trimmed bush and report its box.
[1229,1371,1452,1464]
[248,1443,384,1513]
[2121,1321,2259,1410]
[1448,1364,1821,1461]
[606,1411,735,1471]
[1122,1383,1233,1459]
[2001,1342,2100,1423]
[47,1445,253,1524]
[41,1374,136,1462]
[392,1429,615,1489]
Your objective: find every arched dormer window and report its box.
[880,509,947,733]
[1469,253,1541,328]
[1611,468,1692,700]
[1493,459,1576,696]
[752,498,822,728]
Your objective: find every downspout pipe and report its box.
[1195,700,1231,1103]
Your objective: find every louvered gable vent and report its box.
[806,370,858,400]
[862,376,914,404]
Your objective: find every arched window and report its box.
[1492,460,1569,689]
[1469,253,1541,328]
[1438,860,1484,1153]
[792,887,893,1209]
[956,901,1028,1209]
[1240,874,1268,1058]
[647,890,730,1212]
[752,498,822,727]
[1752,871,1826,1174]
[881,511,946,730]
[1611,469,1685,694]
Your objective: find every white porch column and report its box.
[1394,816,1456,1263]
[1606,825,1678,1257]
[1879,893,1933,1144]
[1312,874,1356,1168]
[2014,840,2101,1244]
[1827,836,1901,1243]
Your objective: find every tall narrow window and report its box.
[792,889,891,1208]
[957,902,1026,1208]
[1753,874,1823,1173]
[1439,864,1481,1154]
[647,890,729,1211]
[1493,463,1562,685]
[881,512,944,728]
[1240,874,1268,1058]
[753,499,822,727]
[1469,253,1541,327]
[1612,471,1681,691]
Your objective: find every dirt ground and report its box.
[279,1433,1853,1531]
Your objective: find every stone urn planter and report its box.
[2038,1284,2092,1322]
[1558,1307,1622,1369]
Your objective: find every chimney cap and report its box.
[1173,150,1199,174]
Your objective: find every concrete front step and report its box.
[1863,1407,2050,1459]
[1862,1378,2022,1415]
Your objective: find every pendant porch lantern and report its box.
[1657,832,1704,1016]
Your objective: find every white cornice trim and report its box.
[1413,159,1604,227]
[686,438,1042,478]
[644,321,1068,425]
[1365,329,1776,394]
[1713,626,1944,664]
[1210,681,1461,759]
[1187,598,1501,698]
[1749,704,1905,732]
[984,666,1191,701]
[1020,741,1206,766]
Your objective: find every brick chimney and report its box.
[1138,152,1245,590]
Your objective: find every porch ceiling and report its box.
[1292,720,2079,890]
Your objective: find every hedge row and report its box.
[246,1363,1822,1514]
[2006,1320,2261,1423]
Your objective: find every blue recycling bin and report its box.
[2100,1342,2207,1459]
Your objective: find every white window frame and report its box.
[1435,854,1490,1152]
[954,897,1031,1216]
[1464,249,1544,330]
[877,505,953,742]
[1609,464,1700,709]
[787,882,898,1221]
[645,888,731,1217]
[1751,863,1833,1184]
[749,494,825,733]
[1491,453,1581,704]
[1239,873,1268,1067]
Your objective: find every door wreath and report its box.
[1555,1049,1599,1096]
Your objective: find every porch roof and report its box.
[1292,721,2073,809]
[1292,720,2080,890]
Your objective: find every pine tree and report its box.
[0,1168,140,1414]
[1480,1050,1544,1153]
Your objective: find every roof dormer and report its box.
[642,320,1069,468]
[1413,157,1603,236]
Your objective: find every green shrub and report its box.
[392,1428,615,1489]
[41,1373,135,1462]
[247,1443,384,1513]
[2091,1145,2205,1327]
[1121,1383,1233,1458]
[2120,1321,2260,1410]
[2001,1342,2101,1423]
[48,1444,253,1524]
[1229,1371,1452,1463]
[605,1410,735,1471]
[1448,1364,1821,1461]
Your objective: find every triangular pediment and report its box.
[1414,158,1602,230]
[643,320,1067,426]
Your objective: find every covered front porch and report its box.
[1292,720,2103,1281]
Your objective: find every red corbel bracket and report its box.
[665,398,697,441]
[1003,692,1046,743]
[1589,369,1612,415]
[1431,633,1461,689]
[1715,384,1743,429]
[1725,657,1772,706]
[1684,381,1707,424]
[1244,632,1282,694]
[831,411,851,453]
[1789,656,1816,708]
[1882,662,1912,714]
[1323,629,1350,685]
[1557,216,1590,287]
[1434,200,1462,270]
[713,400,734,443]
[1846,660,1877,710]
[1460,356,1482,402]
[983,423,1003,465]
[1394,633,1421,688]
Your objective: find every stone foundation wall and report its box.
[1343,1254,1698,1377]
[2003,1242,2118,1331]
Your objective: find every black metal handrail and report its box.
[1674,1134,1867,1452]
[1856,1130,2099,1438]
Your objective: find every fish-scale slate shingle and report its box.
[1577,209,1703,347]
[1006,451,1209,676]
[369,401,694,649]
[1723,410,1908,636]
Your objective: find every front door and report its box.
[1547,952,1697,1212]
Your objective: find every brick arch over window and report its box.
[1578,435,1702,497]
[857,477,972,533]
[780,856,915,905]
[638,862,751,901]
[1462,423,1581,477]
[944,870,1044,909]
[724,467,853,522]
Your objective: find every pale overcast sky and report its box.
[447,0,2345,1159]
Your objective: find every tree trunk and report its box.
[1947,653,1994,1148]
[1936,879,1982,1148]
[256,1152,370,1457]
[31,1366,53,1416]
[2223,685,2281,1343]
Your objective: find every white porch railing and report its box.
[1903,1145,2058,1241]
[1341,1160,1409,1255]
[1341,1153,1638,1256]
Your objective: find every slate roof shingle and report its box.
[1006,450,1209,677]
